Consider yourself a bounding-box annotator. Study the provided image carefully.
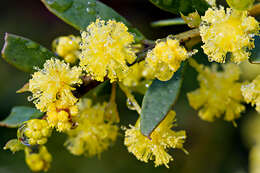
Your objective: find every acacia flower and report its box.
[124,110,186,168]
[52,35,81,63]
[80,19,136,82]
[29,58,82,112]
[146,37,188,81]
[241,75,260,113]
[200,7,259,63]
[25,146,52,172]
[65,99,118,157]
[187,59,245,122]
[19,119,52,146]
[46,100,79,132]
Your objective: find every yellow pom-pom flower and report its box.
[19,119,52,146]
[124,110,186,168]
[80,19,136,82]
[46,100,79,132]
[65,99,118,157]
[187,59,245,122]
[52,35,81,63]
[241,75,260,113]
[200,7,259,63]
[29,58,82,112]
[145,37,188,81]
[25,145,52,172]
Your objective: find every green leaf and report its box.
[41,0,145,42]
[249,36,260,64]
[1,33,58,73]
[149,0,210,15]
[140,64,185,137]
[0,106,44,128]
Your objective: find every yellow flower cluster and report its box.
[65,99,118,157]
[52,35,81,63]
[25,146,52,172]
[124,111,186,168]
[200,7,259,63]
[146,38,188,81]
[46,101,79,132]
[80,19,136,82]
[22,119,52,145]
[29,58,82,112]
[187,59,245,122]
[241,75,260,113]
[29,58,82,131]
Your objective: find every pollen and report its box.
[29,58,82,112]
[65,99,118,157]
[80,19,136,82]
[241,75,260,113]
[187,59,245,122]
[145,37,188,81]
[124,110,186,168]
[200,7,259,63]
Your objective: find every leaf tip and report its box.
[1,32,9,58]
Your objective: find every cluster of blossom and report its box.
[3,1,260,171]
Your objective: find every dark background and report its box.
[0,0,256,172]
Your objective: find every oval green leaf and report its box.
[0,106,44,128]
[249,36,260,64]
[1,33,58,73]
[41,0,145,42]
[149,0,210,15]
[140,64,185,137]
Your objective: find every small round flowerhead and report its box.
[146,37,188,81]
[187,62,245,122]
[241,75,260,113]
[29,58,82,112]
[200,7,259,63]
[46,101,79,132]
[80,19,136,82]
[124,110,186,168]
[65,99,118,157]
[52,35,81,63]
[20,119,52,146]
[25,145,52,172]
